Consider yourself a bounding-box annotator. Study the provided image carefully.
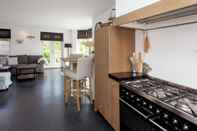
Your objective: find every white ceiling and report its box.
[0,0,114,29]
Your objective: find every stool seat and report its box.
[64,70,86,80]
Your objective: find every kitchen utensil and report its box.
[144,32,151,53]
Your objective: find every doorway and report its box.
[42,41,62,68]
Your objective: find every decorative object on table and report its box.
[137,52,144,73]
[129,52,144,74]
[143,62,152,74]
[144,31,151,53]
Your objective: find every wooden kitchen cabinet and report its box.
[95,26,135,131]
[109,78,120,131]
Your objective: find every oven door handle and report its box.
[120,98,148,119]
[149,119,167,131]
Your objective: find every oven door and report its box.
[120,99,158,131]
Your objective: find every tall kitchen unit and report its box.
[95,26,135,131]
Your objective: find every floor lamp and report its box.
[64,43,72,57]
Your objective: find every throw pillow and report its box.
[8,57,18,65]
[0,56,8,65]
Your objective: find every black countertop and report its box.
[109,72,147,82]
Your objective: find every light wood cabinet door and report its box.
[108,27,135,73]
[109,78,120,131]
[95,27,109,118]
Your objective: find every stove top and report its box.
[168,94,197,117]
[123,79,162,90]
[121,78,197,118]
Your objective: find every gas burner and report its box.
[168,94,197,117]
[122,79,161,91]
[142,85,186,101]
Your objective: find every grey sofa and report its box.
[0,55,44,76]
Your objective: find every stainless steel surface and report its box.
[120,98,148,119]
[149,119,167,131]
[120,77,197,125]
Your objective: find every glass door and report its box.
[42,41,62,68]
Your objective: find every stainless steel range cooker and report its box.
[120,78,197,131]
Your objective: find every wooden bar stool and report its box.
[64,56,93,111]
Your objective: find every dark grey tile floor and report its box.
[0,69,113,131]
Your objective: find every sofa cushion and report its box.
[8,57,18,65]
[28,56,41,64]
[0,56,8,65]
[17,55,28,64]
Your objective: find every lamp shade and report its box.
[64,43,72,48]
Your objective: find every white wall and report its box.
[135,15,197,89]
[0,24,73,56]
[70,30,80,54]
[116,0,159,17]
[0,40,10,55]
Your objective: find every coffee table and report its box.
[16,64,37,80]
[0,66,10,72]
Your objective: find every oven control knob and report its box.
[156,109,160,114]
[130,95,134,98]
[163,114,168,118]
[136,98,140,102]
[173,119,178,124]
[183,124,189,130]
[149,105,153,109]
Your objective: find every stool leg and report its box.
[76,80,81,111]
[89,77,93,104]
[64,77,70,104]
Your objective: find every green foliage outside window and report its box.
[42,43,50,63]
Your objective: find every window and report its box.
[0,40,10,55]
[42,41,62,68]
[79,39,93,56]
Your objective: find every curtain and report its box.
[77,29,92,39]
[40,32,64,41]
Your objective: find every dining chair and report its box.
[64,55,94,111]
